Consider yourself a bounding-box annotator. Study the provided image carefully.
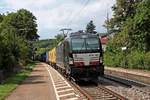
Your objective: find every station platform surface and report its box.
[6,63,57,100]
[105,67,150,78]
[105,67,150,85]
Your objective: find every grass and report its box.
[0,63,35,100]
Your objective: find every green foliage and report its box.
[55,33,65,44]
[33,39,55,56]
[143,52,150,70]
[104,0,142,33]
[34,39,55,48]
[0,36,4,68]
[16,9,39,41]
[0,9,38,72]
[86,20,96,33]
[105,49,150,70]
[104,1,150,70]
[0,63,35,100]
[0,9,39,41]
[33,33,65,61]
[127,50,144,69]
[0,14,4,23]
[104,41,124,67]
[120,1,150,51]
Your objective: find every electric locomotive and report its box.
[56,32,104,81]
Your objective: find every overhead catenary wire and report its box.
[66,0,85,25]
[67,0,90,27]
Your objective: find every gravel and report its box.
[99,77,150,100]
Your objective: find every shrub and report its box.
[143,52,150,70]
[104,49,150,70]
[104,52,113,66]
[104,50,124,67]
[127,50,144,69]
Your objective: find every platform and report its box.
[105,67,150,85]
[6,63,82,100]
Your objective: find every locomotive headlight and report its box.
[69,61,73,64]
[69,57,73,64]
[82,35,87,38]
[100,57,103,63]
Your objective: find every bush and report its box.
[104,52,113,66]
[0,36,4,69]
[143,52,150,70]
[104,50,124,67]
[104,49,150,70]
[127,50,144,69]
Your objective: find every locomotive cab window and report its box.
[71,38,86,51]
[71,37,100,51]
[86,38,100,50]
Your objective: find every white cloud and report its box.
[5,0,55,10]
[2,0,115,39]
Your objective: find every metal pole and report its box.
[60,28,72,37]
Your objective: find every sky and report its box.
[0,0,116,39]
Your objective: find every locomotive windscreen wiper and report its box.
[80,40,86,51]
[86,43,94,51]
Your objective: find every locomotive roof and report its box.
[69,32,98,38]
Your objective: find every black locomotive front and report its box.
[63,33,104,81]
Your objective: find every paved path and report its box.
[6,63,56,100]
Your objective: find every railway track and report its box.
[52,64,150,100]
[102,74,150,97]
[68,78,127,100]
[54,65,127,100]
[80,83,127,100]
[65,76,126,100]
[49,64,150,100]
[69,79,93,100]
[103,74,150,93]
[47,65,91,100]
[68,73,150,100]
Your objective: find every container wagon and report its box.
[49,47,56,67]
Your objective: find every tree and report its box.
[128,0,150,51]
[55,33,65,44]
[104,0,150,69]
[0,9,39,41]
[0,9,39,71]
[86,20,96,34]
[0,14,4,23]
[16,9,39,41]
[105,0,150,51]
[104,0,142,34]
[0,35,4,69]
[0,14,3,59]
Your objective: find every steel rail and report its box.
[97,85,127,100]
[50,63,127,100]
[57,66,93,100]
[70,80,93,100]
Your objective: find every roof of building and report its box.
[100,36,108,45]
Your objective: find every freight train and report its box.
[45,32,104,81]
